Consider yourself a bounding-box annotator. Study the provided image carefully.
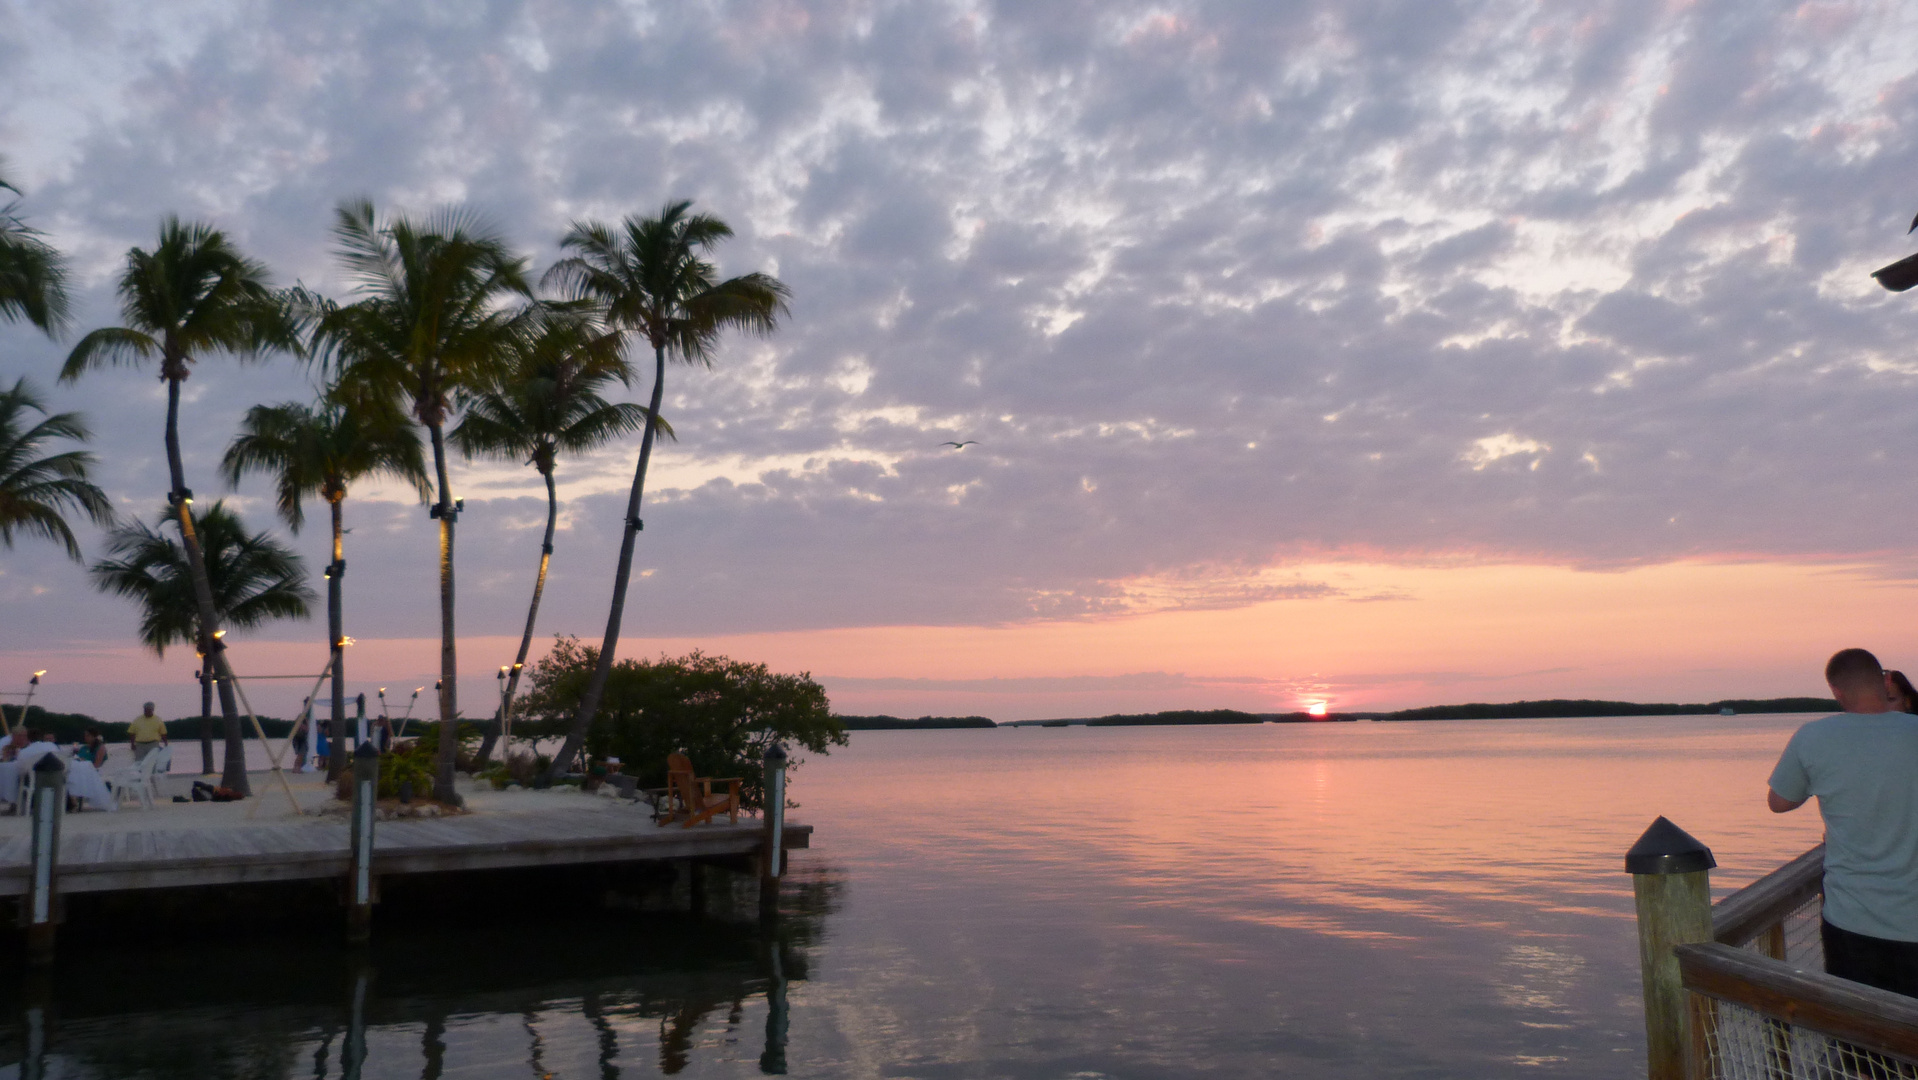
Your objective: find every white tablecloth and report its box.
[65,759,115,810]
[0,753,117,810]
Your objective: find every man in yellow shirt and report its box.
[128,701,167,762]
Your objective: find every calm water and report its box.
[0,715,1828,1078]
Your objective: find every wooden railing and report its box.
[1710,843,1823,961]
[1632,834,1918,1078]
[1678,941,1918,1068]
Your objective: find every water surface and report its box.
[0,714,1828,1078]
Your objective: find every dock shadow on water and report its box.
[0,861,839,1079]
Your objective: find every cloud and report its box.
[3,0,1918,666]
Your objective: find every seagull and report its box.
[942,440,978,450]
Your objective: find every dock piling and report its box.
[1626,816,1716,1080]
[22,754,65,966]
[760,743,787,921]
[347,740,379,942]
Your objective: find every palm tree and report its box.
[0,161,70,334]
[310,199,533,802]
[540,201,788,779]
[450,307,650,766]
[222,395,430,780]
[92,501,314,773]
[62,218,297,794]
[0,378,111,560]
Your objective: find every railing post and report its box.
[348,740,379,942]
[760,742,787,921]
[21,755,65,966]
[1627,816,1717,1080]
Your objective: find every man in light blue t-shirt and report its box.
[1769,647,1918,996]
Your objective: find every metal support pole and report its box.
[22,755,65,965]
[1626,816,1716,1080]
[760,743,787,921]
[348,741,379,942]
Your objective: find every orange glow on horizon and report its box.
[19,557,1918,722]
[1308,702,1329,717]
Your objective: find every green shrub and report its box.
[516,637,845,808]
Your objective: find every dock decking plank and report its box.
[0,804,807,897]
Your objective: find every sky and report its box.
[4,0,1918,723]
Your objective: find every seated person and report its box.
[14,729,57,769]
[0,728,27,762]
[76,727,108,766]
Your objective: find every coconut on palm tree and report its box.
[450,306,650,767]
[0,378,111,560]
[62,218,297,794]
[222,394,430,779]
[309,199,533,802]
[92,501,314,771]
[540,201,788,779]
[0,161,70,335]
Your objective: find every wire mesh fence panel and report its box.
[1733,893,1825,971]
[1783,896,1825,972]
[1702,997,1918,1080]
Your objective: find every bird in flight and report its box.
[942,440,978,450]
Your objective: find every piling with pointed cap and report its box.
[760,742,788,921]
[22,754,65,965]
[347,740,380,942]
[1627,816,1717,1080]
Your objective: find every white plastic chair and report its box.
[110,746,168,811]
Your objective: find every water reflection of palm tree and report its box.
[23,869,839,1077]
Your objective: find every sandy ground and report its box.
[0,767,653,837]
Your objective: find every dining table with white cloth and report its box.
[0,749,118,810]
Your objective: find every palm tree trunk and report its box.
[326,497,346,782]
[163,369,250,795]
[429,421,460,803]
[548,345,666,780]
[199,671,214,775]
[475,469,556,768]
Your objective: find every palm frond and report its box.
[0,377,111,560]
[90,501,312,657]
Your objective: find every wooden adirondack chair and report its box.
[665,752,741,828]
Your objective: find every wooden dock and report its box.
[0,803,809,898]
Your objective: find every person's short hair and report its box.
[1827,648,1885,690]
[142,701,155,712]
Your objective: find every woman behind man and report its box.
[1890,671,1918,714]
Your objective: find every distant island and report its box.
[0,705,297,742]
[1086,709,1266,726]
[1351,697,1840,722]
[987,698,1844,728]
[835,714,998,730]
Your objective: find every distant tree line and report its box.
[1348,697,1840,722]
[0,705,296,742]
[834,715,997,730]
